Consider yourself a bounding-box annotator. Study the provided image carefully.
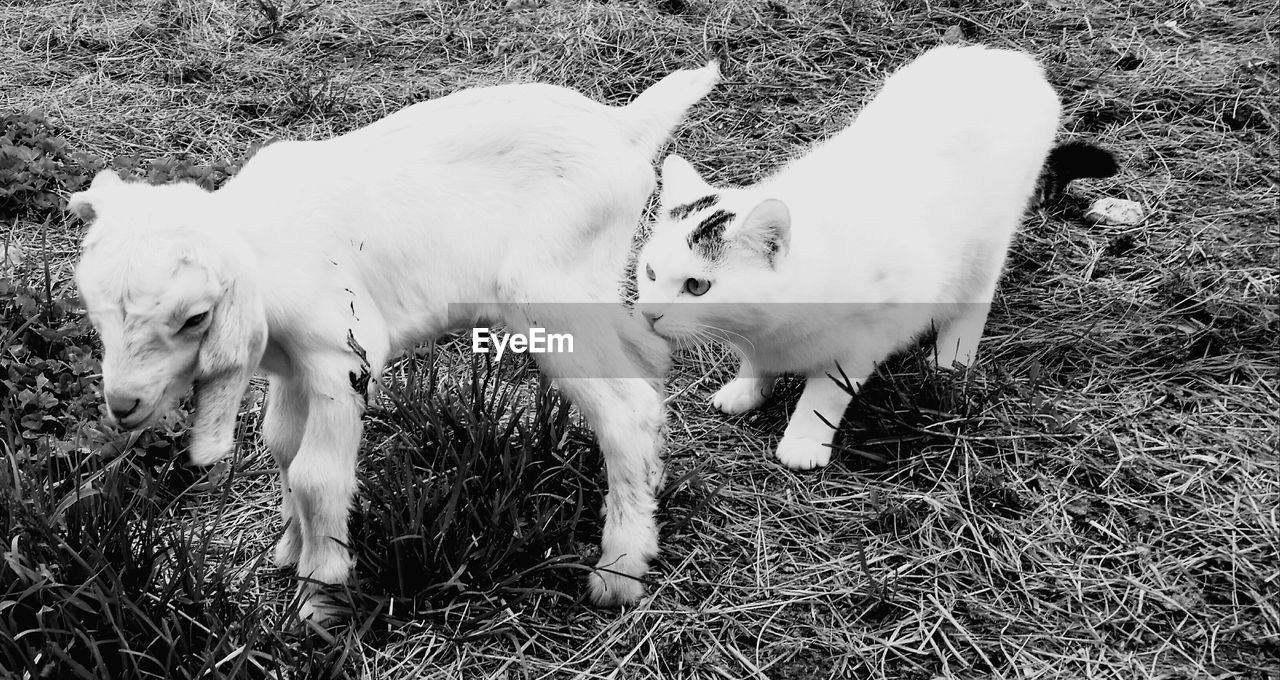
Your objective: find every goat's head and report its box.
[70,170,268,465]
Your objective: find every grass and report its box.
[1,0,1277,677]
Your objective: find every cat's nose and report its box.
[641,311,663,328]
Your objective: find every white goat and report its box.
[70,63,720,618]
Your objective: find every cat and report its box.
[635,44,1118,470]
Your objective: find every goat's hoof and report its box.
[775,436,831,470]
[587,568,646,607]
[294,580,347,624]
[297,593,342,623]
[272,531,301,567]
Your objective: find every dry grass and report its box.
[2,0,1277,678]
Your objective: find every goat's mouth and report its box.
[115,405,156,431]
[113,386,186,432]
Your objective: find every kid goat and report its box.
[71,63,721,619]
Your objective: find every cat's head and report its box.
[636,155,792,344]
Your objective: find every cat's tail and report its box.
[1038,141,1120,204]
[620,61,721,157]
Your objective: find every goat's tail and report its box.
[1038,140,1120,204]
[620,61,721,157]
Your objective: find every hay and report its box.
[2,0,1275,677]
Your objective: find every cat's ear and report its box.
[659,155,714,207]
[733,198,791,265]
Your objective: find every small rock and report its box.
[505,0,544,9]
[942,25,964,44]
[1,241,25,271]
[1085,197,1145,226]
[130,22,159,39]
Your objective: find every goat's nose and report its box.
[106,394,141,423]
[641,311,664,328]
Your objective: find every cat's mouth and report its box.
[651,323,718,348]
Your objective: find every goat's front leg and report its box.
[262,373,310,568]
[287,349,378,620]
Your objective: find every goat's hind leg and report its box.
[510,303,670,606]
[262,373,309,567]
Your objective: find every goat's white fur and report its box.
[72,63,720,617]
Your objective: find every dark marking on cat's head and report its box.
[669,194,720,221]
[686,209,735,260]
[764,239,781,263]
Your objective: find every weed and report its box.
[348,350,602,633]
[0,113,102,221]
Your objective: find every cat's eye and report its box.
[181,311,209,332]
[683,278,711,296]
[645,263,655,281]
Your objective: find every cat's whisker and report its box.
[697,323,757,354]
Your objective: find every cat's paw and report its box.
[712,378,771,415]
[775,436,831,470]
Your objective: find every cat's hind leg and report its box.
[934,243,1010,368]
[712,356,776,415]
[774,358,872,470]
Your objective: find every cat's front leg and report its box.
[774,362,868,470]
[712,357,776,415]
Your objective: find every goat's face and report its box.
[77,243,223,429]
[71,171,268,464]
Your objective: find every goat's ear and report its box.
[188,262,268,466]
[66,170,124,224]
[659,155,716,210]
[67,191,97,224]
[732,198,791,265]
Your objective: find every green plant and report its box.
[0,113,102,220]
[104,153,239,192]
[0,111,242,228]
[0,280,375,678]
[349,350,602,633]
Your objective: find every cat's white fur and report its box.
[636,45,1061,470]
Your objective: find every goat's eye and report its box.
[645,263,655,281]
[181,311,209,331]
[683,278,711,296]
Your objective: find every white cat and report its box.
[635,45,1116,470]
